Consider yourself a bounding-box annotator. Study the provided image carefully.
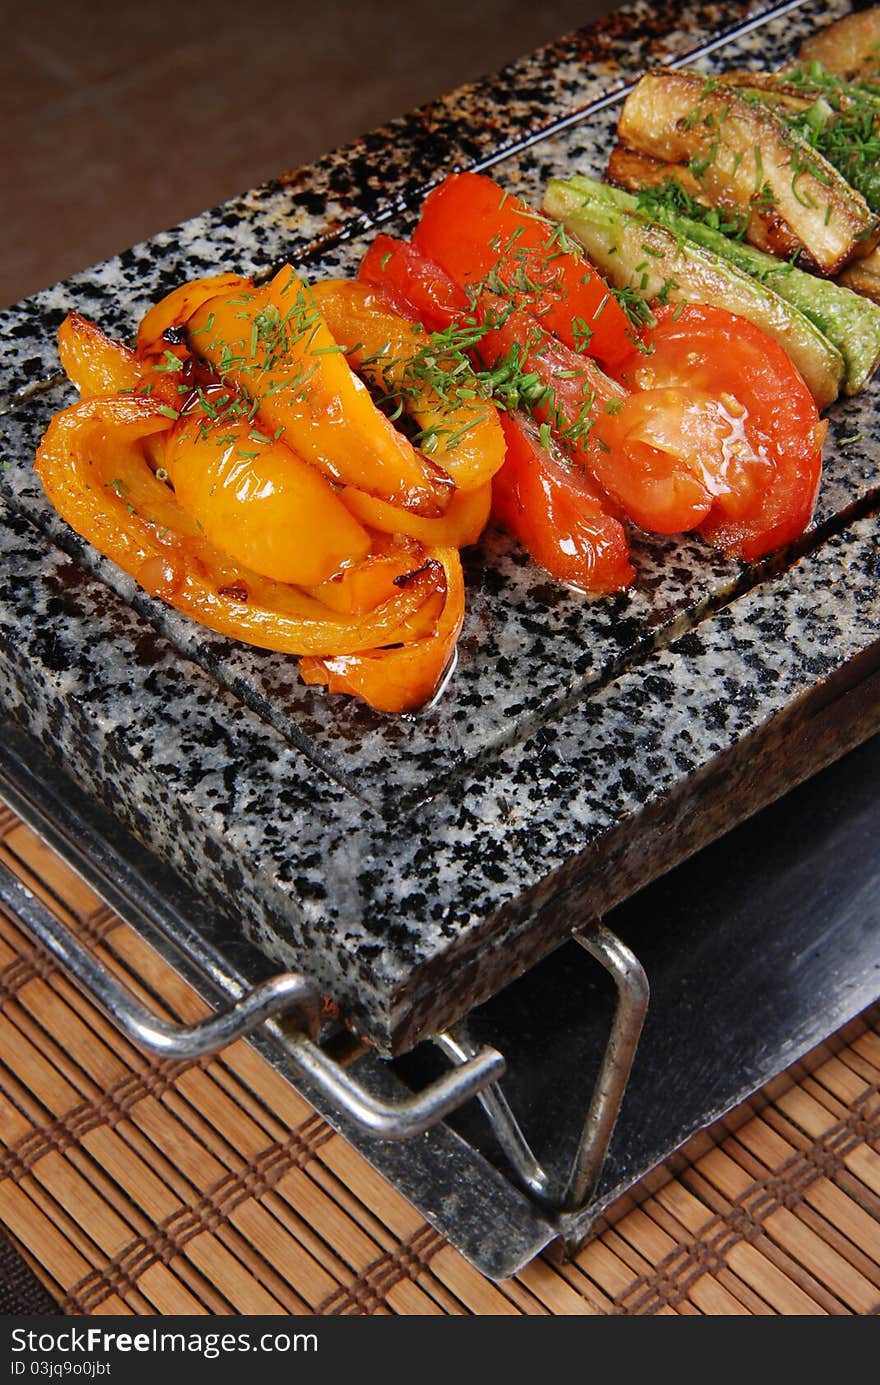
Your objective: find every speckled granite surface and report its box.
[1,0,878,1052]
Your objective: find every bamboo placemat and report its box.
[1,805,878,1316]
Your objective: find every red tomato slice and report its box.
[593,387,743,534]
[358,235,467,332]
[611,304,826,560]
[493,412,634,594]
[413,172,633,373]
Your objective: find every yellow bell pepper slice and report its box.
[34,395,447,657]
[310,279,507,493]
[300,547,465,713]
[177,266,455,517]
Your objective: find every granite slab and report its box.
[1,0,878,1053]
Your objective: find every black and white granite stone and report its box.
[1,0,878,1052]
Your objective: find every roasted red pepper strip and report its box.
[358,234,467,332]
[413,172,633,372]
[493,413,634,594]
[353,251,634,590]
[472,297,626,484]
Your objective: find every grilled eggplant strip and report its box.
[717,69,880,215]
[798,6,880,89]
[598,164,880,395]
[543,176,845,409]
[838,244,880,304]
[609,143,710,202]
[616,69,878,275]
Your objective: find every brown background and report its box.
[3,0,621,309]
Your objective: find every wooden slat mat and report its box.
[0,807,878,1316]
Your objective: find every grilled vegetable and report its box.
[167,266,457,518]
[543,175,846,408]
[798,6,880,89]
[609,303,826,562]
[164,402,372,588]
[838,244,880,303]
[412,170,634,372]
[40,295,494,714]
[309,279,506,494]
[577,170,880,395]
[718,68,880,214]
[358,233,466,332]
[34,394,449,659]
[491,411,634,594]
[300,547,466,714]
[615,69,878,275]
[608,143,705,204]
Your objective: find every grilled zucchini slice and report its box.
[601,164,880,394]
[544,175,845,409]
[719,69,880,214]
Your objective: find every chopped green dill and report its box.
[657,275,680,306]
[155,349,184,373]
[635,177,748,239]
[611,284,656,333]
[189,311,215,338]
[781,64,880,212]
[571,317,594,352]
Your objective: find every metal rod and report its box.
[0,860,321,1053]
[0,855,505,1136]
[565,925,650,1209]
[281,1031,505,1140]
[436,921,649,1213]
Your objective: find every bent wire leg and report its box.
[0,858,504,1139]
[435,922,649,1212]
